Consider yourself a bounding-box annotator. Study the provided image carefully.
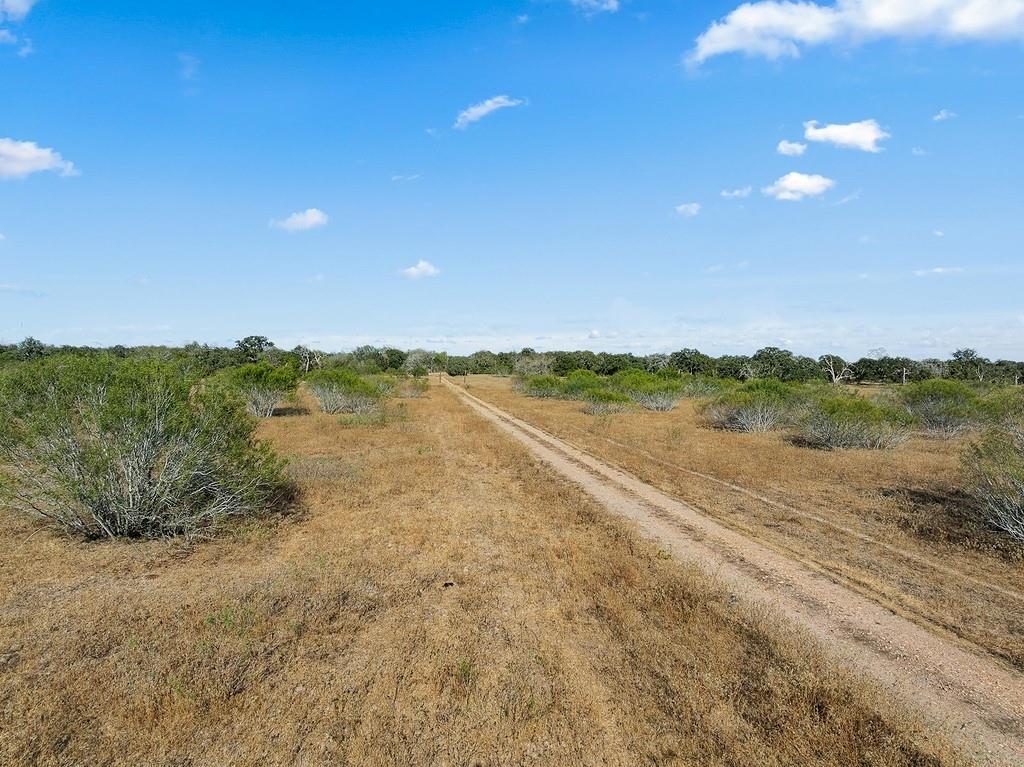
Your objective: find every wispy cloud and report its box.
[272,208,329,232]
[454,95,524,130]
[912,147,928,156]
[721,186,752,199]
[777,139,806,156]
[178,52,200,80]
[0,282,43,297]
[0,138,77,180]
[689,0,1024,65]
[763,172,835,201]
[804,119,889,152]
[0,1,39,22]
[570,0,620,14]
[391,174,422,182]
[674,202,701,217]
[933,108,957,122]
[401,259,440,279]
[914,266,963,277]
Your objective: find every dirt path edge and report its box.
[444,380,1024,767]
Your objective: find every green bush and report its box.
[523,375,563,399]
[581,388,631,415]
[980,388,1024,425]
[609,369,684,411]
[899,379,979,438]
[306,369,382,414]
[0,356,290,540]
[223,362,299,418]
[561,369,606,400]
[964,422,1024,543]
[797,395,911,450]
[703,379,802,432]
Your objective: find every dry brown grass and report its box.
[0,386,958,766]
[464,375,1024,670]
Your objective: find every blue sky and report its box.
[1,0,1022,358]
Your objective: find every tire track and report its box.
[444,380,1024,767]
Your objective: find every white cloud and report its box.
[933,108,957,121]
[516,14,530,24]
[912,146,927,156]
[16,36,30,56]
[762,171,835,200]
[453,95,525,130]
[721,186,752,198]
[178,52,200,80]
[804,119,889,152]
[0,29,15,44]
[401,259,440,279]
[933,229,945,237]
[689,0,1024,65]
[777,139,807,156]
[0,0,38,22]
[272,208,329,232]
[570,0,620,13]
[588,329,601,339]
[675,202,701,217]
[0,138,77,180]
[914,266,963,276]
[391,174,422,182]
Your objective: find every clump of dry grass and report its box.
[0,387,959,766]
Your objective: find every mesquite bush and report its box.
[307,369,382,414]
[703,379,801,432]
[965,422,1024,543]
[797,396,911,450]
[0,356,290,540]
[899,379,979,439]
[224,362,299,418]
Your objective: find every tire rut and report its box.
[444,380,1024,767]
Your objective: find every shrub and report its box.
[703,379,801,432]
[0,356,290,540]
[397,377,429,398]
[561,369,606,400]
[306,369,382,414]
[523,375,563,399]
[899,379,979,438]
[980,388,1024,425]
[224,362,299,418]
[581,389,630,415]
[609,369,684,412]
[678,375,733,399]
[797,396,911,450]
[964,422,1024,543]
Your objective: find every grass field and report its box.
[0,384,959,766]
[463,375,1024,671]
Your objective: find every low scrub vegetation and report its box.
[703,379,804,433]
[898,380,980,439]
[796,395,912,450]
[581,389,631,415]
[307,369,383,415]
[965,421,1024,543]
[0,356,290,540]
[222,362,299,418]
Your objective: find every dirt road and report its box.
[445,380,1024,766]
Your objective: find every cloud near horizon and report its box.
[689,0,1024,65]
[454,95,525,130]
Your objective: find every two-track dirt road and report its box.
[444,379,1024,766]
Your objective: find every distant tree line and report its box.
[1,336,1022,386]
